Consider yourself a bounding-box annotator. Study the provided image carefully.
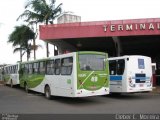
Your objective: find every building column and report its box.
[112,36,123,57]
[46,42,49,57]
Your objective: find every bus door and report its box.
[109,59,125,92]
[60,57,73,91]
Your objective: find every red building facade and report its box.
[40,18,160,40]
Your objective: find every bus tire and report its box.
[10,80,13,88]
[24,83,30,93]
[45,86,51,100]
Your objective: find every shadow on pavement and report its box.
[49,96,101,105]
[103,93,152,100]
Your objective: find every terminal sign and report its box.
[103,23,160,32]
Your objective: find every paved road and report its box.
[0,85,160,114]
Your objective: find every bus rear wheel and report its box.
[45,86,51,100]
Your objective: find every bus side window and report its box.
[15,65,18,74]
[12,66,13,74]
[24,64,29,74]
[9,67,11,74]
[29,63,33,74]
[8,67,10,74]
[33,62,39,74]
[5,68,8,74]
[55,59,60,75]
[39,61,46,74]
[13,66,15,74]
[8,67,9,74]
[46,60,55,75]
[109,60,117,75]
[11,66,13,74]
[117,59,125,75]
[12,66,14,74]
[61,57,73,75]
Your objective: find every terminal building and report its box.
[39,13,160,85]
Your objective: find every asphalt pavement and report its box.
[0,84,160,114]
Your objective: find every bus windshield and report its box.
[79,54,106,71]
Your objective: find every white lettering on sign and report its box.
[126,24,133,31]
[149,23,154,30]
[110,25,115,32]
[103,23,160,32]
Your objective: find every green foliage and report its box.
[8,25,34,46]
[17,0,62,25]
[8,25,35,61]
[16,0,62,58]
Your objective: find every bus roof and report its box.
[108,55,150,60]
[20,51,107,64]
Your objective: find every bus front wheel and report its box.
[24,83,30,93]
[45,86,51,100]
[10,80,13,88]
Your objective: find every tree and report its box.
[17,0,62,57]
[8,25,35,61]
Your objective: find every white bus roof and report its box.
[108,55,150,60]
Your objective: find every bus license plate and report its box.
[140,84,143,87]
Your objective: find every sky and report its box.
[0,0,160,64]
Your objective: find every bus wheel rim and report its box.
[46,88,50,98]
[25,84,28,92]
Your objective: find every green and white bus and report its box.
[19,51,109,98]
[2,63,20,87]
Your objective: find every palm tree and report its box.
[8,25,35,61]
[29,21,38,60]
[17,0,62,57]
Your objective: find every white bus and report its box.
[108,55,152,93]
[19,51,110,99]
[3,63,20,87]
